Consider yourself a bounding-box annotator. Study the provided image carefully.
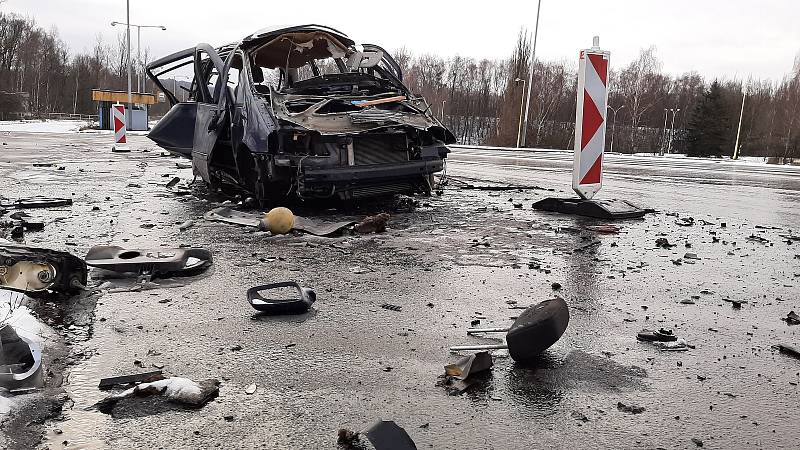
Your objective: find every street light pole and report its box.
[125,0,132,113]
[441,100,446,122]
[520,0,542,148]
[137,26,141,92]
[660,109,669,156]
[667,108,680,154]
[514,77,526,148]
[112,21,167,95]
[733,84,747,160]
[607,104,624,153]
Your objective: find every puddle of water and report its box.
[43,347,110,449]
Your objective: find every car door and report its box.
[145,46,198,157]
[191,44,230,183]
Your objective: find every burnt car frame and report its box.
[146,24,454,203]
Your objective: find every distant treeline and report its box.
[1,11,798,158]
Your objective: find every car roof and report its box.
[241,24,354,48]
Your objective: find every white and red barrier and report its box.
[572,37,609,200]
[112,103,127,151]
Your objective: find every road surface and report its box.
[1,133,798,449]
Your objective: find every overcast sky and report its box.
[4,0,799,81]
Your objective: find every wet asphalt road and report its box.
[1,132,799,449]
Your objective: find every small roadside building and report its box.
[92,89,155,131]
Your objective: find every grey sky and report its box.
[4,0,799,81]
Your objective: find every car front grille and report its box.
[353,135,409,166]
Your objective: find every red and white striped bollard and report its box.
[571,37,609,200]
[111,103,128,152]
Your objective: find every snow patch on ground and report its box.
[0,120,90,134]
[0,290,47,344]
[0,395,15,416]
[109,377,207,404]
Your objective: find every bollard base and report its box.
[111,145,130,153]
[532,197,652,220]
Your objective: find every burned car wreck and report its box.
[146,25,454,202]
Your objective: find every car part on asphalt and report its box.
[532,198,652,220]
[636,328,678,342]
[441,351,494,394]
[93,377,220,414]
[390,194,418,213]
[444,351,493,380]
[773,343,800,360]
[0,244,87,294]
[84,246,212,279]
[584,224,621,234]
[98,370,165,390]
[247,282,316,315]
[0,324,43,389]
[204,206,355,237]
[204,206,262,227]
[0,197,72,209]
[338,420,417,450]
[450,297,570,362]
[292,216,355,236]
[782,311,800,325]
[146,25,454,204]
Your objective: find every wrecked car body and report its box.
[146,25,454,203]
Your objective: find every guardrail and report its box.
[0,112,99,122]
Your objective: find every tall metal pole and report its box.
[125,0,132,115]
[137,26,141,93]
[520,0,542,148]
[73,74,78,115]
[733,84,747,160]
[441,100,446,122]
[607,105,624,153]
[667,108,680,154]
[660,109,668,156]
[515,78,526,148]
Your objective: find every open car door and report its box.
[146,47,198,157]
[191,43,232,183]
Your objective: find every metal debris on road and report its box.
[0,324,43,389]
[655,238,675,249]
[617,401,646,414]
[246,282,316,315]
[391,194,419,213]
[450,297,570,363]
[0,244,87,294]
[338,420,417,450]
[204,206,355,237]
[773,344,800,359]
[782,311,800,325]
[85,246,212,280]
[584,224,621,234]
[637,329,678,342]
[444,351,493,381]
[98,371,165,390]
[0,197,73,209]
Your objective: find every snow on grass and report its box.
[0,120,91,133]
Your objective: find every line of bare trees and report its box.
[1,10,798,158]
[0,11,151,119]
[400,32,800,159]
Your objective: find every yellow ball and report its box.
[264,207,295,234]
